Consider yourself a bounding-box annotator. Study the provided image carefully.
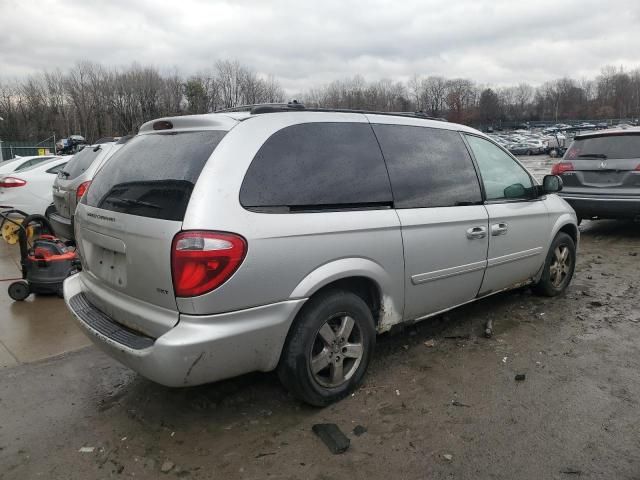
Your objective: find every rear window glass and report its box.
[47,162,67,174]
[61,146,103,180]
[86,131,226,221]
[565,134,640,160]
[240,122,392,211]
[373,125,482,208]
[15,157,53,171]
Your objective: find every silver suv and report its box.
[49,137,130,239]
[64,105,578,406]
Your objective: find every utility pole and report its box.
[0,116,3,162]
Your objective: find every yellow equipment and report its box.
[1,218,35,245]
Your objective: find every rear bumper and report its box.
[559,194,640,219]
[48,210,74,240]
[63,273,306,387]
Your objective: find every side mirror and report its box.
[542,174,563,193]
[503,183,527,199]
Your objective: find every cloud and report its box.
[1,0,639,92]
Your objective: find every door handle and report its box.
[466,226,487,239]
[491,223,508,236]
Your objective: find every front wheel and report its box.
[278,289,375,406]
[533,232,576,297]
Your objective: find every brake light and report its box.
[76,180,91,200]
[635,164,640,171]
[0,177,26,188]
[551,162,574,175]
[171,231,247,297]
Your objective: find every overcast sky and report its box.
[1,0,639,93]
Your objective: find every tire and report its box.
[8,281,30,301]
[533,232,576,297]
[278,289,376,406]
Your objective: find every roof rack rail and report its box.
[215,101,447,122]
[215,101,305,114]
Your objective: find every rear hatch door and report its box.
[562,133,640,196]
[75,128,229,335]
[53,145,115,218]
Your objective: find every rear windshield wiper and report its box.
[577,153,607,159]
[106,197,162,209]
[58,171,70,178]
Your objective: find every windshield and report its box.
[86,131,227,221]
[565,134,640,160]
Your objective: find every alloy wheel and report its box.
[310,314,364,388]
[549,245,571,287]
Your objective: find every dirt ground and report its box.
[0,217,638,479]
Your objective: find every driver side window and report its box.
[465,135,533,201]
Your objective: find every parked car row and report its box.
[542,121,640,134]
[488,131,553,155]
[0,156,67,214]
[0,139,129,223]
[486,121,639,157]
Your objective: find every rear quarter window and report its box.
[86,131,226,221]
[240,122,393,211]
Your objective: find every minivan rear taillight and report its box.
[171,231,247,297]
[76,180,91,200]
[0,177,26,188]
[551,162,574,175]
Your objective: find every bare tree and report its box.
[423,76,448,117]
[2,59,640,146]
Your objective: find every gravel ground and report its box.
[1,156,639,480]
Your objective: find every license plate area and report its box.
[582,171,625,186]
[84,243,127,289]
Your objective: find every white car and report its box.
[0,155,61,175]
[0,158,68,215]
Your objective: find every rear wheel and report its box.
[533,232,576,297]
[8,281,30,301]
[278,289,375,406]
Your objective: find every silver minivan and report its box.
[49,137,130,239]
[64,105,578,406]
